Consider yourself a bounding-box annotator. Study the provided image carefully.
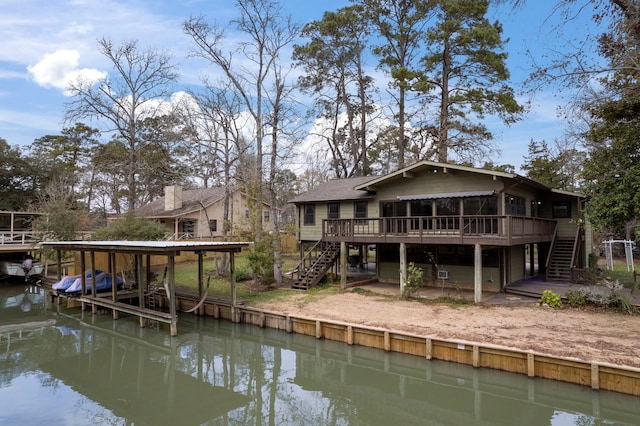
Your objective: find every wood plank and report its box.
[79,296,174,323]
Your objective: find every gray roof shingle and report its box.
[289,176,378,204]
[136,187,227,218]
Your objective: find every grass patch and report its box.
[172,253,301,300]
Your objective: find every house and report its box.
[136,186,270,240]
[289,161,591,302]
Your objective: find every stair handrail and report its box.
[570,226,582,270]
[291,240,323,279]
[293,241,340,289]
[545,225,559,281]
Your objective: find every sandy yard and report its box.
[253,290,640,369]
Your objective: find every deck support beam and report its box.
[474,243,482,303]
[340,242,347,289]
[399,242,407,296]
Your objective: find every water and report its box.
[0,282,638,425]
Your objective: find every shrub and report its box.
[402,262,424,299]
[565,289,586,308]
[91,211,165,241]
[540,289,563,308]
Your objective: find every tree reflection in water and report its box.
[0,283,638,425]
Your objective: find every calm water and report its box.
[0,282,638,426]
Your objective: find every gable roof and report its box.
[353,160,549,191]
[354,160,590,198]
[289,176,379,204]
[136,187,228,218]
[290,161,586,204]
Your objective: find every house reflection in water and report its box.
[1,295,638,425]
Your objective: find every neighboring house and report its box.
[136,186,270,240]
[289,161,591,301]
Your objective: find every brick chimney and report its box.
[164,185,183,211]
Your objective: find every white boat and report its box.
[0,253,44,280]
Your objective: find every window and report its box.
[303,204,315,226]
[435,198,460,215]
[381,201,407,217]
[552,201,571,218]
[463,196,497,215]
[181,220,195,237]
[354,201,368,219]
[505,194,526,216]
[209,219,217,232]
[264,211,270,222]
[410,199,432,217]
[328,203,340,219]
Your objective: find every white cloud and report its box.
[27,49,106,94]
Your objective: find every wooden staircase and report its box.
[291,241,340,290]
[546,238,575,282]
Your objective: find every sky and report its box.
[0,0,603,172]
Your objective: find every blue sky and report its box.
[0,0,602,171]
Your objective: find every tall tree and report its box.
[293,5,376,177]
[0,138,41,210]
[421,0,522,163]
[360,0,434,169]
[30,123,100,209]
[65,38,178,212]
[184,0,299,284]
[582,95,640,238]
[578,2,640,237]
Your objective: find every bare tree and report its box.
[179,82,248,274]
[65,38,178,211]
[184,0,300,284]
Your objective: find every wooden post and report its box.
[90,251,97,314]
[197,251,204,316]
[474,243,482,303]
[591,363,600,390]
[340,241,347,289]
[168,255,177,336]
[137,254,145,325]
[80,251,86,311]
[231,252,237,323]
[111,252,118,320]
[138,254,146,319]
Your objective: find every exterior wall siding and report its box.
[378,260,501,292]
[509,245,526,283]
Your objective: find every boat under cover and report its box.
[52,269,124,293]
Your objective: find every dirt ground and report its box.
[253,289,640,369]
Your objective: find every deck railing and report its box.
[323,215,557,243]
[0,231,41,245]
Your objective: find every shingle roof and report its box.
[136,187,227,218]
[289,176,378,204]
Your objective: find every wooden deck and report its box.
[322,215,557,246]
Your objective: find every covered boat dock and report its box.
[40,240,252,336]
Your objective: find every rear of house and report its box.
[290,161,590,300]
[136,186,270,240]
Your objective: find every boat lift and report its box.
[40,240,252,336]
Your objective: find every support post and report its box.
[197,251,204,316]
[111,252,118,320]
[340,241,347,289]
[400,242,407,296]
[231,252,237,323]
[168,255,177,336]
[136,254,145,325]
[474,243,482,303]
